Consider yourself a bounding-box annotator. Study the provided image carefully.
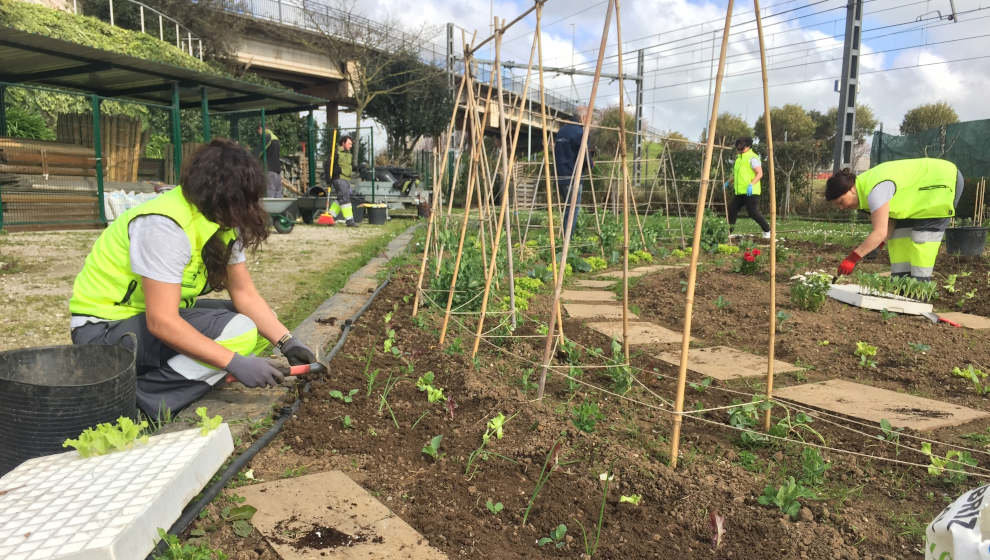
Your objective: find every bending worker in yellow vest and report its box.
[70,139,316,419]
[725,137,772,239]
[825,157,964,282]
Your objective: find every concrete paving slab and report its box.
[936,312,990,329]
[595,264,686,279]
[655,346,801,380]
[340,276,380,295]
[573,279,616,288]
[775,379,990,431]
[586,321,693,345]
[563,303,638,320]
[561,289,617,302]
[237,471,446,559]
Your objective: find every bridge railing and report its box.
[75,0,204,59]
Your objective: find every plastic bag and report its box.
[927,484,990,559]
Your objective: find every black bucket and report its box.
[0,341,137,475]
[353,204,365,223]
[367,206,388,225]
[945,227,988,256]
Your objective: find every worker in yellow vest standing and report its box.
[69,139,316,419]
[324,135,359,227]
[726,137,771,239]
[825,157,963,281]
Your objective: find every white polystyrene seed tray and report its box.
[0,424,234,560]
[827,283,933,316]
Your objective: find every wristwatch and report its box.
[275,333,292,352]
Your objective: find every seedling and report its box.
[576,462,614,557]
[465,412,517,476]
[195,407,223,436]
[775,310,792,333]
[943,274,958,293]
[342,415,354,429]
[758,476,816,520]
[799,447,829,487]
[854,341,878,368]
[957,289,977,309]
[537,524,567,549]
[688,377,714,393]
[606,338,633,394]
[519,368,538,394]
[485,498,504,515]
[619,494,642,505]
[714,295,731,310]
[422,435,444,461]
[523,438,564,525]
[571,399,604,433]
[63,416,149,458]
[329,389,359,403]
[879,308,896,322]
[790,271,832,311]
[728,395,773,446]
[908,342,930,354]
[155,529,229,559]
[415,371,446,403]
[951,364,990,395]
[921,442,978,485]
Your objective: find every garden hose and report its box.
[147,277,391,559]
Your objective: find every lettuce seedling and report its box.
[619,494,642,505]
[196,407,223,436]
[422,435,443,461]
[63,416,149,458]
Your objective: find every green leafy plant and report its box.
[957,289,977,309]
[63,416,150,458]
[713,295,730,310]
[688,377,713,392]
[854,341,878,368]
[908,342,930,354]
[485,498,504,515]
[943,273,958,293]
[701,209,730,253]
[728,395,773,446]
[584,256,607,271]
[606,338,633,394]
[789,271,831,312]
[415,371,446,403]
[877,418,904,455]
[854,272,937,301]
[154,529,228,559]
[329,389,359,403]
[619,494,642,505]
[342,415,354,429]
[571,399,605,433]
[921,442,978,485]
[799,447,829,487]
[519,367,538,394]
[732,247,764,275]
[951,364,990,395]
[465,412,517,476]
[758,476,816,520]
[775,310,792,333]
[422,435,444,461]
[195,407,222,436]
[715,243,739,254]
[538,523,567,549]
[879,308,896,322]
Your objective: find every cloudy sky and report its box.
[331,0,990,142]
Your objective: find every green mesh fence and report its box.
[871,120,990,219]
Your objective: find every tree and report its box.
[813,105,878,143]
[364,53,452,162]
[753,104,815,143]
[592,106,636,162]
[900,101,959,135]
[300,1,443,146]
[701,112,752,146]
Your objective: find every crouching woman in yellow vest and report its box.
[69,139,315,419]
[825,157,963,282]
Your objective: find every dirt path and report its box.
[0,223,404,352]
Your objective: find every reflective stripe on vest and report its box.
[855,158,958,219]
[733,150,761,195]
[69,187,236,320]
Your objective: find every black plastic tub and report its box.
[945,226,988,256]
[367,206,388,225]
[0,343,137,475]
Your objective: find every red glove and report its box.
[837,250,862,276]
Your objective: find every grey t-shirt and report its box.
[867,180,896,212]
[70,215,245,328]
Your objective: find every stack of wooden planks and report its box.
[0,138,97,177]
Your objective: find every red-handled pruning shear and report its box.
[225,361,326,384]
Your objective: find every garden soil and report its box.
[196,244,990,559]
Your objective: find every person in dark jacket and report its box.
[554,106,591,241]
[257,125,282,198]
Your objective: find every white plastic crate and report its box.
[0,424,234,560]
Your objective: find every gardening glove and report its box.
[837,250,862,276]
[225,353,284,387]
[746,184,754,196]
[280,336,316,365]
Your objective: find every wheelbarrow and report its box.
[262,198,299,234]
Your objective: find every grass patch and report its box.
[278,220,413,331]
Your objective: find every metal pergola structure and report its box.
[0,26,327,227]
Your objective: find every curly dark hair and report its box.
[180,138,269,290]
[825,168,857,201]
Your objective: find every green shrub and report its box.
[5,104,55,140]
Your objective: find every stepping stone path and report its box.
[595,264,686,279]
[655,346,801,381]
[573,279,616,288]
[561,289,616,302]
[586,321,691,346]
[936,312,990,329]
[238,471,446,559]
[563,302,637,320]
[775,379,990,431]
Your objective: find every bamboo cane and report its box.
[614,0,631,363]
[669,0,733,469]
[754,0,779,432]
[537,0,614,400]
[439,40,483,345]
[413,78,468,317]
[535,2,567,341]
